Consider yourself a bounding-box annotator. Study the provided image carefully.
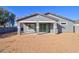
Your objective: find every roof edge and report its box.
[44,12,75,22]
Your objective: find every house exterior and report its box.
[16,13,79,35]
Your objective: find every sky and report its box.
[1,6,79,20]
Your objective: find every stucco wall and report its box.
[58,19,74,32]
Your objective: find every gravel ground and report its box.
[0,33,79,53]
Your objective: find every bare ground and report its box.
[0,33,79,53]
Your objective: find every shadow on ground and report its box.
[0,32,17,38]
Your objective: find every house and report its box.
[16,13,79,35]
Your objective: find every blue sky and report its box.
[1,6,79,20]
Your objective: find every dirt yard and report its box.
[0,33,79,53]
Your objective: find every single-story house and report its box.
[16,13,79,34]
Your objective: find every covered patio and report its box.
[17,21,58,35]
[17,14,58,35]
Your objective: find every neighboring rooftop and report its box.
[74,20,79,24]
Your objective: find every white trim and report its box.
[19,21,56,23]
[36,22,39,33]
[17,22,21,35]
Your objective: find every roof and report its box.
[44,13,75,22]
[17,13,75,22]
[17,13,59,22]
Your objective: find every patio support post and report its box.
[23,23,25,33]
[50,23,53,33]
[36,22,39,33]
[53,22,57,34]
[17,22,21,35]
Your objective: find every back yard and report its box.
[0,33,79,53]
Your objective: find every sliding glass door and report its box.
[39,23,50,32]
